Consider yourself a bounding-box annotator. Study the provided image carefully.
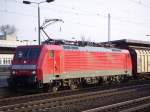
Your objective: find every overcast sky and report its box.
[0,0,150,42]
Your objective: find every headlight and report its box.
[32,70,36,75]
[12,70,16,75]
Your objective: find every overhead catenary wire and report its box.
[1,8,149,29]
[0,0,150,31]
[0,9,37,18]
[2,0,150,20]
[128,0,150,9]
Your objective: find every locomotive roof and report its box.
[17,44,128,53]
[62,45,127,53]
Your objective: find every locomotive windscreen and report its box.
[15,47,41,60]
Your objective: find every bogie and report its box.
[41,74,131,92]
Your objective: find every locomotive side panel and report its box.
[58,49,132,79]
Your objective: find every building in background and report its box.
[0,33,37,87]
[0,33,37,72]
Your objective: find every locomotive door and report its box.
[53,50,62,74]
[49,50,55,74]
[125,54,127,73]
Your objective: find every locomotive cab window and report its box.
[49,50,54,58]
[15,47,40,60]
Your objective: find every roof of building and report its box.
[111,39,150,45]
[102,39,150,48]
[0,40,37,48]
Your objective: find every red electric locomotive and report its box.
[9,44,132,91]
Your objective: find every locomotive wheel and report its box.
[70,83,78,90]
[70,84,76,90]
[43,84,50,92]
[69,79,80,90]
[52,86,59,92]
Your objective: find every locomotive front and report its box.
[8,46,41,89]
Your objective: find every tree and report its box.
[0,24,16,39]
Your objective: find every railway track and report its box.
[0,80,149,106]
[83,95,150,112]
[0,83,150,112]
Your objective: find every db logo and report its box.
[24,60,27,64]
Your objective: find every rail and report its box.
[83,96,150,112]
[0,83,150,112]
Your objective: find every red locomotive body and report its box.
[9,45,132,90]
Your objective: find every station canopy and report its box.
[101,39,150,49]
